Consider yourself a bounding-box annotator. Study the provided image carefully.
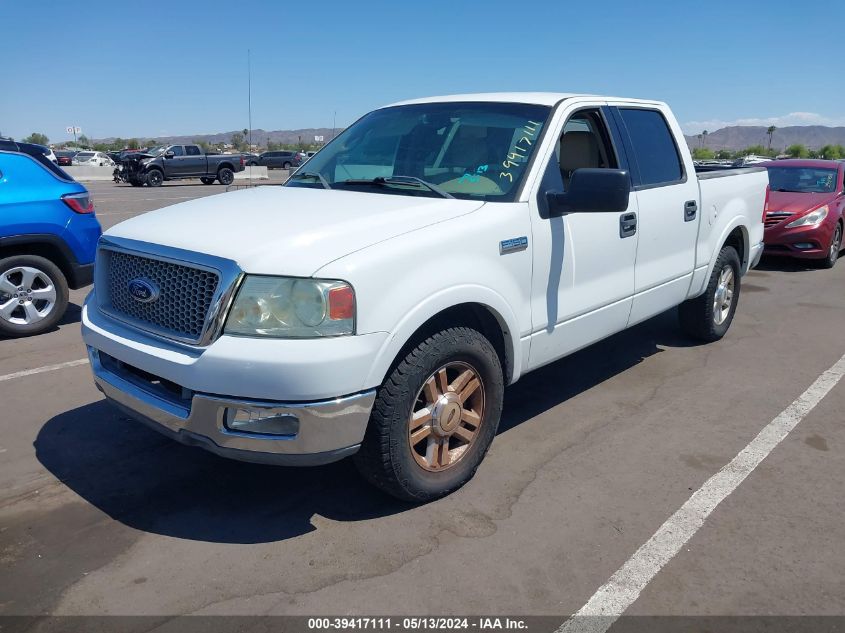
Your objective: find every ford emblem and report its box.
[128,278,160,303]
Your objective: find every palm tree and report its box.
[697,133,703,148]
[702,130,709,147]
[767,126,776,150]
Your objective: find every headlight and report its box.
[224,276,355,338]
[786,205,828,228]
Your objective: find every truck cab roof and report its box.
[388,92,666,108]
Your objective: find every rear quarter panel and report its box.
[690,169,768,297]
[0,153,100,262]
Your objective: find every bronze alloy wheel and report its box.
[408,361,485,472]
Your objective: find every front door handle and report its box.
[684,200,698,222]
[619,212,637,238]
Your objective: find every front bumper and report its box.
[763,221,835,259]
[88,345,376,466]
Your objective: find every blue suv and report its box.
[0,141,102,337]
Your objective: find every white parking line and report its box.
[0,358,88,383]
[558,351,845,633]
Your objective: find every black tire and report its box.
[217,167,234,185]
[146,169,163,187]
[283,161,292,169]
[247,160,258,167]
[818,222,842,269]
[130,179,144,187]
[354,327,504,502]
[0,255,69,338]
[200,177,216,185]
[679,245,741,342]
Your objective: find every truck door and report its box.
[527,105,639,370]
[164,145,187,176]
[182,145,206,176]
[608,106,700,326]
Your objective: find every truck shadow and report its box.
[34,310,693,544]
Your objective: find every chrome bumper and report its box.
[88,346,375,466]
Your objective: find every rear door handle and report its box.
[619,212,637,238]
[684,200,698,222]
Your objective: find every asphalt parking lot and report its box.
[1,178,844,628]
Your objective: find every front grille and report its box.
[765,211,793,228]
[101,249,220,342]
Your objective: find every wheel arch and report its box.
[0,235,74,285]
[364,292,521,391]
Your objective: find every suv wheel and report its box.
[283,161,292,169]
[0,255,69,338]
[217,167,234,185]
[354,327,504,502]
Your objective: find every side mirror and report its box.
[164,151,175,158]
[546,168,630,217]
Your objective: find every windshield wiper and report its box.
[289,171,331,190]
[340,176,454,199]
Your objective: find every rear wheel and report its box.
[283,161,292,169]
[679,245,741,342]
[818,222,842,269]
[354,327,503,502]
[200,177,216,185]
[0,255,69,338]
[146,169,163,187]
[217,167,234,185]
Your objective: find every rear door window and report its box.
[617,108,684,187]
[185,145,201,156]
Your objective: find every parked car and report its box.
[82,93,766,501]
[242,153,259,166]
[257,150,302,169]
[117,144,245,186]
[55,150,77,166]
[0,141,102,337]
[73,151,115,167]
[760,159,844,268]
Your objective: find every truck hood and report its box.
[767,191,834,216]
[106,186,485,276]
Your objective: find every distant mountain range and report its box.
[683,126,845,151]
[93,128,339,147]
[94,124,845,152]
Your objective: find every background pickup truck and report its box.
[82,92,767,502]
[119,144,245,187]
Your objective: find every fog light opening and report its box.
[226,408,300,436]
[793,242,815,250]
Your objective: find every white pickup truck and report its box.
[82,93,767,501]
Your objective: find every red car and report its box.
[55,150,77,167]
[760,159,844,268]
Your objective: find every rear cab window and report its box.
[615,108,684,188]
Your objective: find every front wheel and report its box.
[146,169,163,187]
[354,327,504,502]
[217,167,234,185]
[0,255,69,338]
[679,245,741,342]
[818,222,842,269]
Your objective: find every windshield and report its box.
[767,167,838,193]
[145,146,167,156]
[285,101,551,201]
[77,152,95,159]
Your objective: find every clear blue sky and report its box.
[2,0,844,143]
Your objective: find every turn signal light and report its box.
[328,285,355,320]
